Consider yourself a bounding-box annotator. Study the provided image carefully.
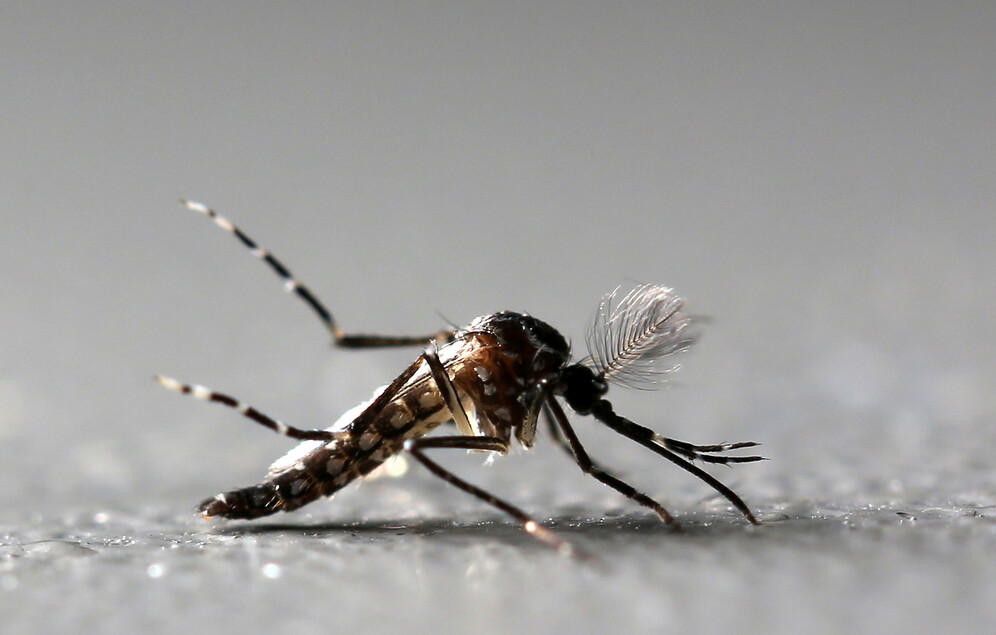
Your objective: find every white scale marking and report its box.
[391,409,412,428]
[418,392,436,408]
[359,432,379,450]
[154,375,182,392]
[182,200,209,214]
[214,216,234,232]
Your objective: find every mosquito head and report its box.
[556,364,608,415]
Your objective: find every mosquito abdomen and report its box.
[199,449,360,519]
[198,483,285,519]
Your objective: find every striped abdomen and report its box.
[199,373,455,520]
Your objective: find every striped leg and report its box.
[154,352,427,441]
[154,375,340,441]
[181,199,454,347]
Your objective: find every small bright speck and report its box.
[261,563,282,579]
[183,199,209,213]
[147,563,166,578]
[384,456,408,477]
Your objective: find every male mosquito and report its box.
[157,200,764,556]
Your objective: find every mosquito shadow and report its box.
[204,509,768,548]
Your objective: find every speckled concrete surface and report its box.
[2,3,994,634]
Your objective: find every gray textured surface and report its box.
[2,3,994,634]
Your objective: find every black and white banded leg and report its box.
[154,350,428,442]
[542,398,678,526]
[181,199,454,348]
[154,375,342,441]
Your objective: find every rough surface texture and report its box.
[2,3,994,634]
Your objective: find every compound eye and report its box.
[561,366,602,415]
[593,377,609,396]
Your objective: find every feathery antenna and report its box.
[585,284,697,389]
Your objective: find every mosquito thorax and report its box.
[557,365,608,415]
[467,311,570,367]
[469,312,568,352]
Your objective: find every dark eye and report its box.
[559,365,606,414]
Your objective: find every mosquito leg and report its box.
[544,398,677,526]
[543,401,610,474]
[404,435,578,557]
[156,351,428,442]
[591,400,760,525]
[154,375,339,440]
[422,340,481,438]
[181,200,454,347]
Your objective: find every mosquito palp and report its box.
[159,201,764,556]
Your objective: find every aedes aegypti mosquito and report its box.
[157,200,764,556]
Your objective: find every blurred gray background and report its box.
[1,3,994,633]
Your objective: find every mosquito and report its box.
[156,200,764,556]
